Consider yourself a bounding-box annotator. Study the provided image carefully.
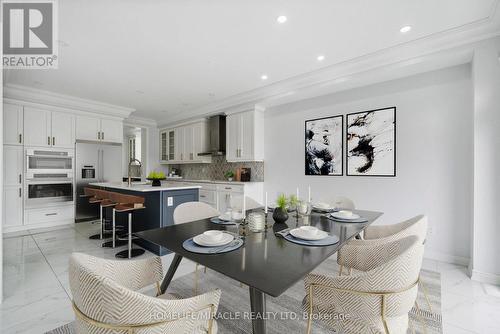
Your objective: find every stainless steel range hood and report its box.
[198,115,226,156]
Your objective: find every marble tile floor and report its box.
[1,222,500,333]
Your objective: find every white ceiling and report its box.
[4,0,499,122]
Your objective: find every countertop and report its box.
[89,181,201,192]
[165,178,263,185]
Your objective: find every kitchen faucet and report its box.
[128,158,142,187]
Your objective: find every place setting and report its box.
[326,209,368,223]
[182,230,244,254]
[210,210,244,225]
[276,225,339,246]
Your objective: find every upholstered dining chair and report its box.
[69,252,221,334]
[303,235,424,334]
[337,214,430,315]
[173,202,220,292]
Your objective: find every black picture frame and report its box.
[346,107,396,177]
[304,114,344,176]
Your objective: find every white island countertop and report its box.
[89,182,201,192]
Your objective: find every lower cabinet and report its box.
[24,204,74,226]
[3,187,23,228]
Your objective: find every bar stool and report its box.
[84,188,112,240]
[113,193,146,259]
[101,191,128,249]
[93,189,117,241]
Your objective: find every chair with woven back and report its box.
[69,252,221,334]
[303,235,424,334]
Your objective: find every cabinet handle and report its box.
[18,134,22,144]
[181,153,183,160]
[190,153,193,160]
[200,195,206,198]
[19,174,22,184]
[225,187,232,190]
[98,132,100,140]
[48,136,51,145]
[52,137,55,146]
[102,132,104,140]
[45,213,58,216]
[19,188,21,197]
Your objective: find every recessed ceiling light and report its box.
[261,74,268,80]
[276,15,287,24]
[317,55,325,61]
[400,25,412,33]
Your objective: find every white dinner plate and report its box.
[193,233,234,247]
[290,228,329,241]
[218,214,232,221]
[330,212,360,220]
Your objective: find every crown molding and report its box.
[3,84,135,119]
[158,1,500,124]
[124,115,157,128]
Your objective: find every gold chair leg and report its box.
[338,264,343,276]
[155,282,161,297]
[204,266,207,274]
[348,267,352,275]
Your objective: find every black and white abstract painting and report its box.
[305,115,343,176]
[346,107,396,176]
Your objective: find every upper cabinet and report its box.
[159,120,211,164]
[24,107,75,148]
[3,103,24,145]
[226,108,264,162]
[75,116,123,143]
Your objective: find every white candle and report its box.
[242,196,246,219]
[265,192,268,214]
[296,187,300,199]
[308,186,311,203]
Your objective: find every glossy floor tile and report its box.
[1,222,500,333]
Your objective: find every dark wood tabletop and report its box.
[136,209,383,297]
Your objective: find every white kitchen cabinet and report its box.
[3,103,24,145]
[159,120,212,164]
[100,119,123,143]
[3,146,24,228]
[76,115,100,141]
[175,127,184,161]
[160,130,168,162]
[24,107,51,147]
[3,187,23,228]
[4,146,23,187]
[51,111,75,148]
[226,108,264,162]
[24,108,75,148]
[76,116,123,143]
[183,125,194,161]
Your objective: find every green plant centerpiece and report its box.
[272,193,289,224]
[146,170,166,186]
[224,170,235,181]
[289,194,299,211]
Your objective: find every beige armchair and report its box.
[69,253,221,334]
[304,235,424,334]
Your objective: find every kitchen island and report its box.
[89,181,201,255]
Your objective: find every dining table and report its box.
[136,209,383,334]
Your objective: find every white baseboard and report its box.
[424,249,470,266]
[471,270,500,285]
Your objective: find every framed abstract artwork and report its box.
[346,107,396,176]
[305,115,343,176]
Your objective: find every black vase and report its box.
[272,208,289,224]
[151,179,161,187]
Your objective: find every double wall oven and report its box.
[25,148,74,208]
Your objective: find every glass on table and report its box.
[247,212,266,232]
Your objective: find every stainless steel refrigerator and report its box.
[75,141,122,222]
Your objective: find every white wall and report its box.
[471,38,500,284]
[264,64,473,264]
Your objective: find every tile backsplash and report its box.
[167,156,264,181]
